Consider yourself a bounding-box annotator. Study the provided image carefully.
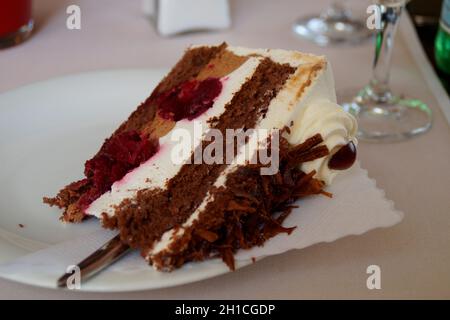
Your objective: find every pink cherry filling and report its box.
[77,131,159,211]
[156,77,222,121]
[75,77,222,212]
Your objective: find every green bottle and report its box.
[435,0,450,74]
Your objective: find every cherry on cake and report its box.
[44,43,357,271]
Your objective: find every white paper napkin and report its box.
[235,163,404,260]
[0,163,403,287]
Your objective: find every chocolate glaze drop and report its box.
[328,141,356,170]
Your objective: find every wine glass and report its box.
[341,0,432,142]
[292,0,373,46]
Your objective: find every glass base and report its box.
[292,14,373,46]
[0,20,34,49]
[340,87,432,142]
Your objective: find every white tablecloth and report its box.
[0,0,449,299]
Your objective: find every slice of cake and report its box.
[44,43,357,271]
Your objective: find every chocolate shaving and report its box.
[288,133,323,154]
[227,200,256,212]
[195,229,219,242]
[151,134,331,271]
[102,58,296,257]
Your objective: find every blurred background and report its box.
[407,0,449,92]
[1,0,448,142]
[0,0,448,94]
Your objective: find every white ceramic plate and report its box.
[0,69,253,291]
[0,69,404,292]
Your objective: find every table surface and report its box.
[1,0,449,299]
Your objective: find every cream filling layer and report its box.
[147,60,354,260]
[85,57,262,218]
[147,58,357,260]
[149,130,264,257]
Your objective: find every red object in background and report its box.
[0,0,32,36]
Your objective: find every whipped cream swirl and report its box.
[288,99,357,185]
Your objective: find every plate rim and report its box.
[0,68,257,292]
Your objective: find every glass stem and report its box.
[369,2,405,102]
